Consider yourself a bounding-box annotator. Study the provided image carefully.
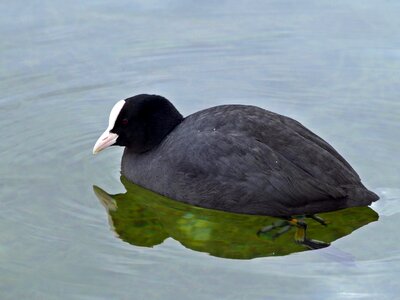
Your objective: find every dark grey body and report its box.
[121,105,378,216]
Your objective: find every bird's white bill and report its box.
[93,99,125,155]
[93,131,119,154]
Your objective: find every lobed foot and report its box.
[258,216,330,250]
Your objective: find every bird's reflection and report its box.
[93,177,379,259]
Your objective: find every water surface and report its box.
[1,1,400,299]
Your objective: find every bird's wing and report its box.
[165,130,349,216]
[278,116,360,180]
[224,108,362,187]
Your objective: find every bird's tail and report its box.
[343,185,380,207]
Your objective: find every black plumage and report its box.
[105,94,379,216]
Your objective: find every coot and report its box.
[93,94,379,217]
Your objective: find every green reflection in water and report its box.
[93,177,379,259]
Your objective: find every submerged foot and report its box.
[290,218,330,249]
[306,214,328,226]
[258,216,330,250]
[257,220,292,240]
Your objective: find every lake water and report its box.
[1,1,400,299]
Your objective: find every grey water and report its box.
[1,1,400,299]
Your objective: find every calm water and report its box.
[1,1,400,299]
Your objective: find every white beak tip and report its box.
[92,132,119,155]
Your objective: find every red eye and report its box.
[122,118,128,126]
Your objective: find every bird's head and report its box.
[93,94,183,154]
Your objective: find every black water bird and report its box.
[93,94,379,219]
